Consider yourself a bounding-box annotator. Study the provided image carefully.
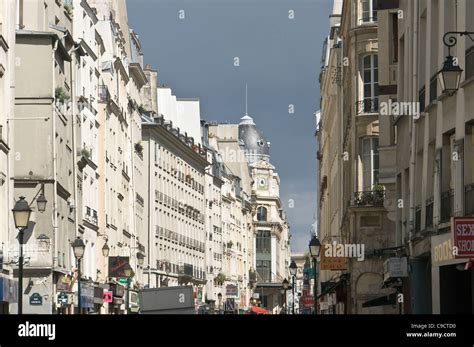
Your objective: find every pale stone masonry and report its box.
[318,0,397,314]
[0,0,17,314]
[0,0,290,314]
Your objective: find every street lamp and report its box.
[137,252,145,266]
[289,260,298,314]
[282,278,289,314]
[11,197,32,315]
[439,55,463,94]
[309,234,321,315]
[71,237,85,314]
[36,193,47,213]
[102,242,110,258]
[438,31,474,94]
[123,263,134,314]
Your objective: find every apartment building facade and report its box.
[0,0,17,314]
[12,0,77,314]
[208,114,290,313]
[394,0,474,314]
[318,0,398,314]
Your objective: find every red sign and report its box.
[103,290,113,303]
[453,217,474,258]
[301,295,314,307]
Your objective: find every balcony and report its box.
[355,99,378,115]
[465,184,474,216]
[440,189,454,223]
[179,263,194,277]
[84,207,98,226]
[352,190,385,207]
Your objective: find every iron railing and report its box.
[355,98,379,115]
[352,190,385,207]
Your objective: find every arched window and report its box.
[256,206,267,221]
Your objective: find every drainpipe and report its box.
[408,0,419,254]
[51,36,59,314]
[69,42,81,241]
[147,132,151,287]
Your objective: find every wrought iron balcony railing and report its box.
[355,98,379,115]
[352,190,385,207]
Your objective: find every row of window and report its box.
[156,226,205,253]
[155,190,205,223]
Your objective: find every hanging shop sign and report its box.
[452,217,474,258]
[103,290,113,303]
[57,292,73,305]
[226,284,238,297]
[108,257,130,278]
[56,275,72,291]
[320,245,347,270]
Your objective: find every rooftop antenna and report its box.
[245,83,248,116]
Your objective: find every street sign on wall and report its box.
[30,293,43,306]
[452,217,474,258]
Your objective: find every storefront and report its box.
[93,285,104,314]
[109,282,125,314]
[0,276,18,314]
[431,231,474,313]
[318,277,348,314]
[79,281,94,314]
[55,274,73,314]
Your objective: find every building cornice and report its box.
[129,62,148,89]
[143,124,209,170]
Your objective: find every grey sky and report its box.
[127,0,331,252]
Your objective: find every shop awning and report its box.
[249,306,269,314]
[317,280,342,299]
[362,292,397,308]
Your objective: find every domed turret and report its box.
[238,113,270,164]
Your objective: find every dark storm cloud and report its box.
[127,0,332,252]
